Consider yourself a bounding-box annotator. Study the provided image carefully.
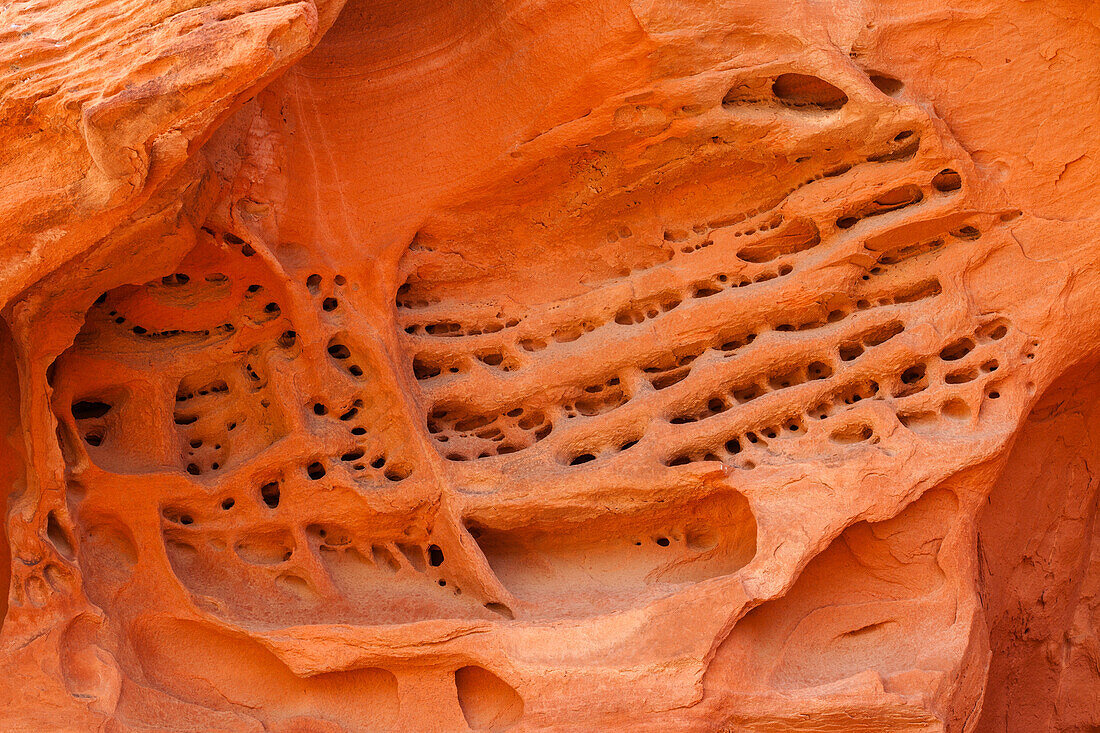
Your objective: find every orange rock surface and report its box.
[0,0,1098,730]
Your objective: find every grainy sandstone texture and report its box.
[0,0,1097,730]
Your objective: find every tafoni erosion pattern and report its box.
[0,0,1098,731]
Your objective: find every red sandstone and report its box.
[0,0,1098,730]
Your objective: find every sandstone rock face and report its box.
[0,0,1097,730]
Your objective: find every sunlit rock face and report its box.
[0,0,1097,730]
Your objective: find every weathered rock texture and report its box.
[0,0,1097,730]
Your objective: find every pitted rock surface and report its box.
[0,1,1098,731]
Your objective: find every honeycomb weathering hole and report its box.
[454,666,523,731]
[132,618,400,728]
[868,72,904,96]
[705,490,959,692]
[771,73,848,109]
[468,490,757,618]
